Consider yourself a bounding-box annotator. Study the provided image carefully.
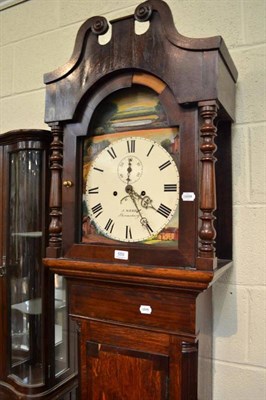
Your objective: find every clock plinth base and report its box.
[43,257,225,400]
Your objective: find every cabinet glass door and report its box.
[8,149,44,385]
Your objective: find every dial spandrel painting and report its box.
[81,86,179,247]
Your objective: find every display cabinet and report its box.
[0,130,78,399]
[43,0,237,398]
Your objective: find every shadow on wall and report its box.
[213,267,239,338]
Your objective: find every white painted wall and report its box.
[1,0,265,398]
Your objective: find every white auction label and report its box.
[182,192,196,201]
[139,305,152,315]
[114,249,129,260]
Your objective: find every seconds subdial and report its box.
[117,156,143,184]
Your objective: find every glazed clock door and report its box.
[63,82,185,267]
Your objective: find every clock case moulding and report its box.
[43,0,237,290]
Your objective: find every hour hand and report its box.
[134,192,156,211]
[126,185,156,211]
[140,195,156,210]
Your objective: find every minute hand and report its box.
[130,189,156,211]
[126,187,153,235]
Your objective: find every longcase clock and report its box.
[43,0,237,398]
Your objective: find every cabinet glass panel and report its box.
[8,150,44,385]
[54,274,68,376]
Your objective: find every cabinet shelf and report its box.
[12,298,66,315]
[12,298,42,315]
[55,324,63,346]
[11,231,42,238]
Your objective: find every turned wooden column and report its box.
[46,123,63,258]
[198,101,218,263]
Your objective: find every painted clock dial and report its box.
[85,136,179,242]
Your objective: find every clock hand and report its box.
[129,188,156,211]
[125,185,153,235]
[125,185,142,213]
[126,157,133,185]
[140,195,156,210]
[122,184,157,212]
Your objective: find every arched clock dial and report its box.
[85,137,179,242]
